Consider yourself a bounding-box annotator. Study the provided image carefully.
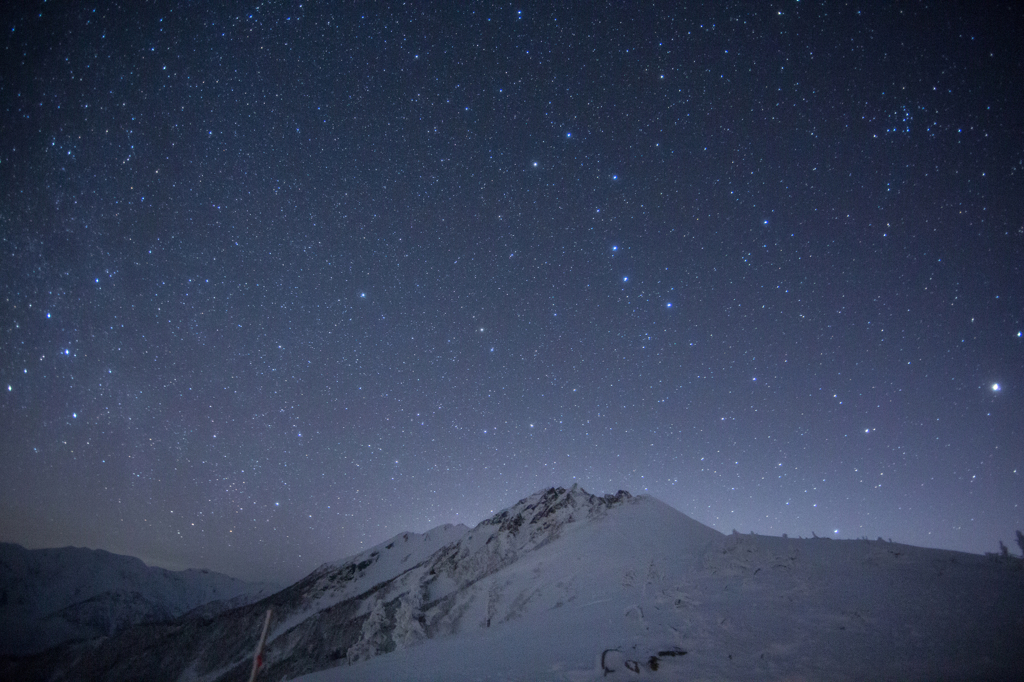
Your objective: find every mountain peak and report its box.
[479,484,633,536]
[417,486,636,598]
[6,487,1022,682]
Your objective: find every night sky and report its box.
[2,1,1022,584]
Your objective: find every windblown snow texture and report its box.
[3,486,1022,681]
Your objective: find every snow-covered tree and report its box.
[392,596,426,649]
[346,599,389,664]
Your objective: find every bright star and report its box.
[992,383,1000,392]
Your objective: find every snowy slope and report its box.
[263,522,471,642]
[3,485,1022,681]
[293,488,1024,681]
[0,523,472,680]
[0,542,275,656]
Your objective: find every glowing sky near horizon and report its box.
[1,1,1021,583]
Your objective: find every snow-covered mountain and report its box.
[3,485,1022,681]
[0,542,276,656]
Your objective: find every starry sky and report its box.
[2,1,1022,584]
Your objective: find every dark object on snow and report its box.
[601,648,619,674]
[649,648,687,671]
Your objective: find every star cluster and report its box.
[1,2,1022,582]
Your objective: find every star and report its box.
[0,0,1017,586]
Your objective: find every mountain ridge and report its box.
[0,541,276,656]
[3,485,1022,681]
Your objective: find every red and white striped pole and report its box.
[248,609,273,682]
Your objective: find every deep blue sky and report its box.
[2,1,1022,583]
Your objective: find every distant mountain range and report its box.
[2,485,1022,681]
[0,542,276,657]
